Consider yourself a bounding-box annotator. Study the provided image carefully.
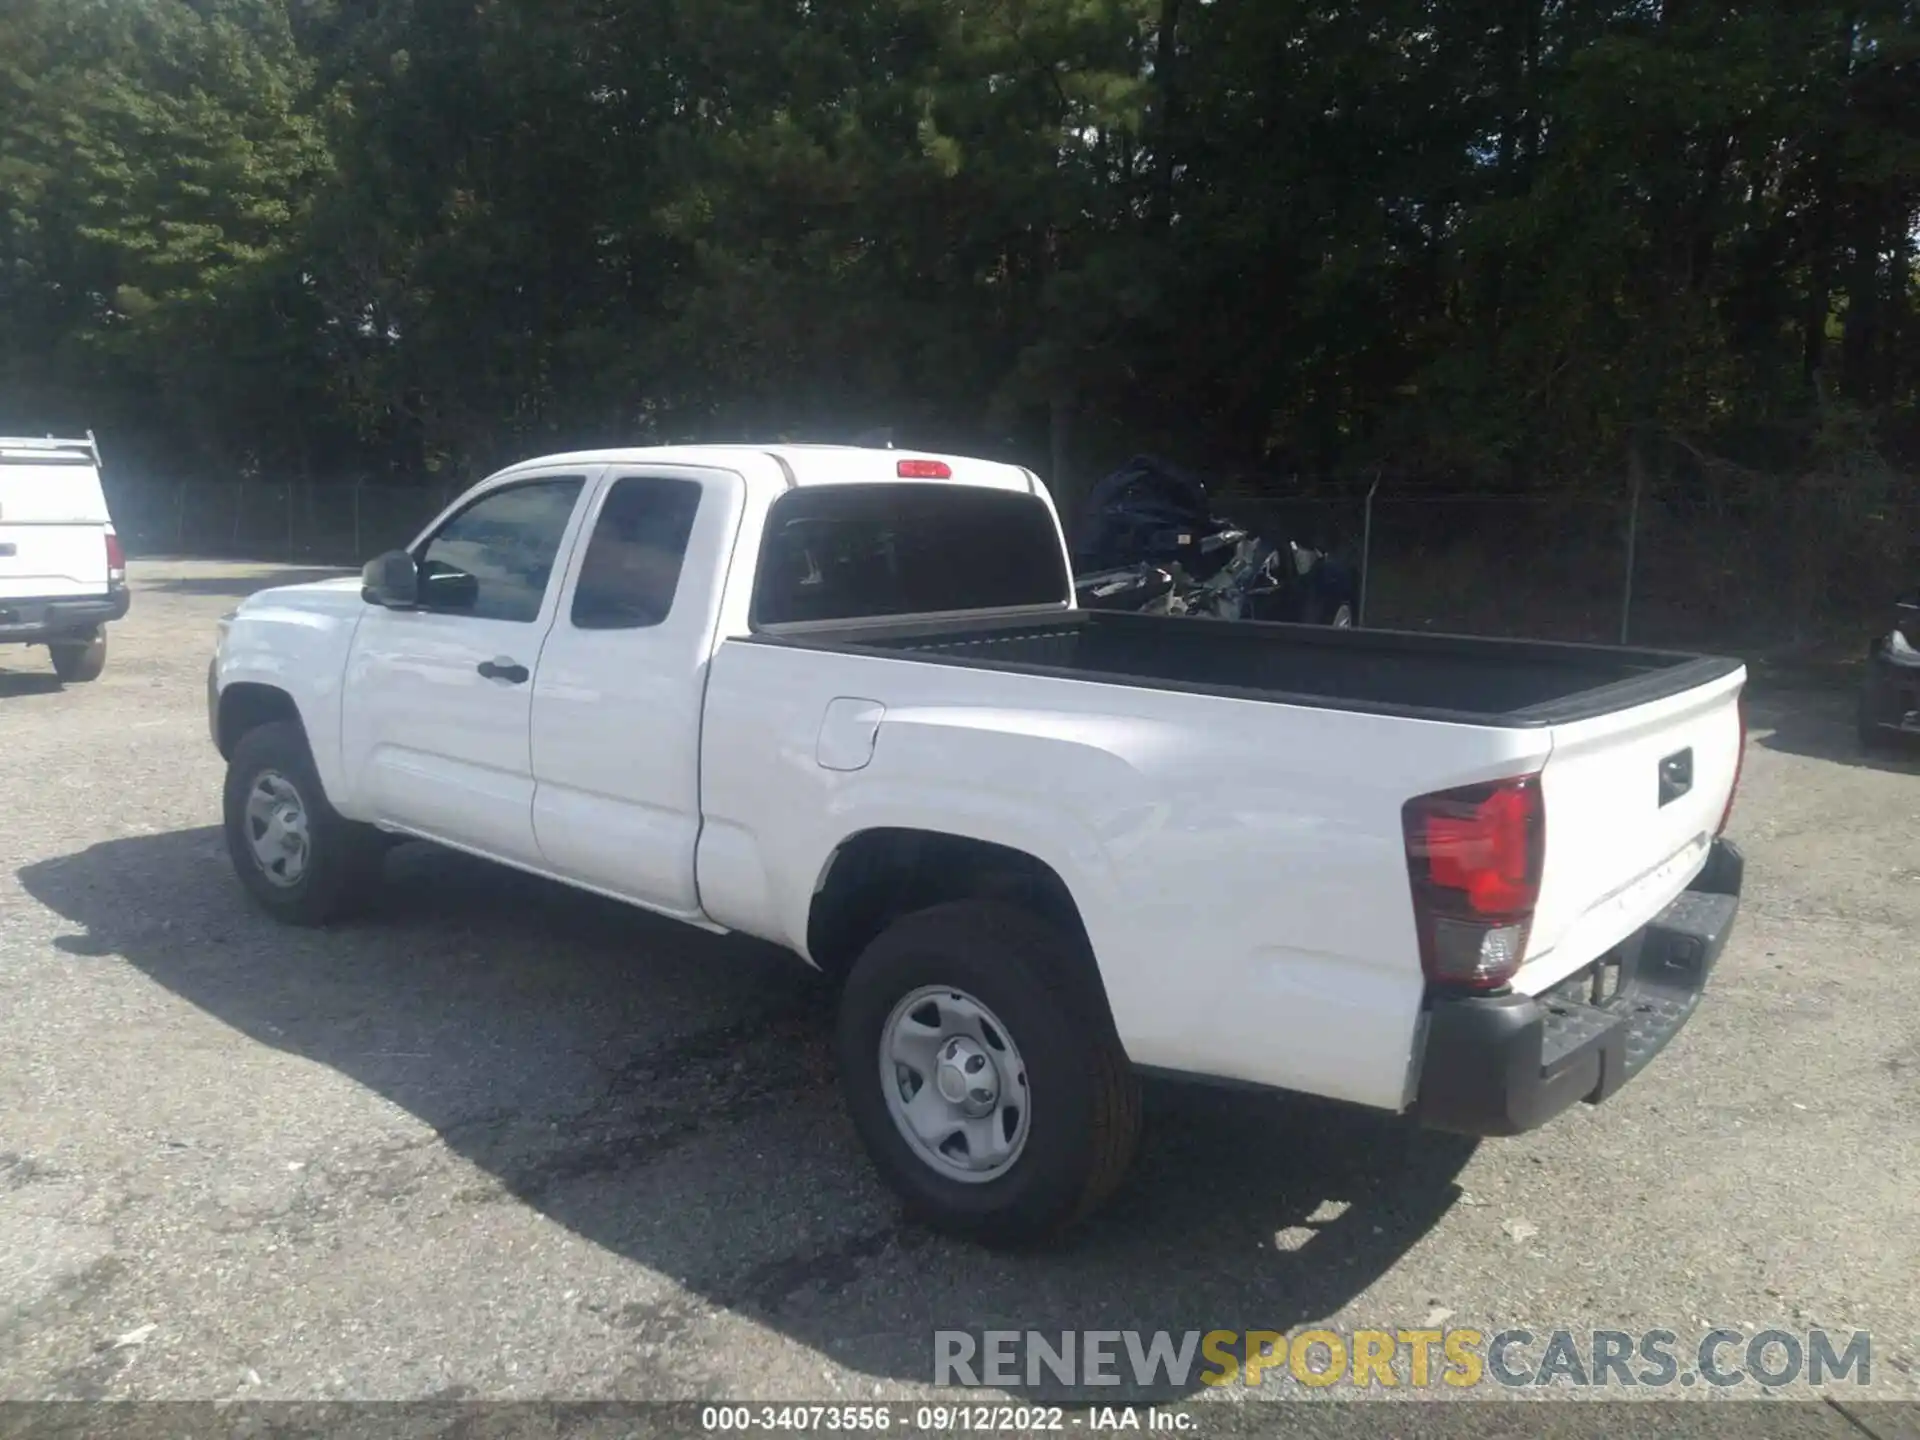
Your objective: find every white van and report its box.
[0,434,129,682]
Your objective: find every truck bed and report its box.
[750,608,1742,726]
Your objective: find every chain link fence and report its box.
[104,470,1918,652]
[1226,470,1918,651]
[107,479,459,570]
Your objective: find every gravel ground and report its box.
[2,559,1917,1416]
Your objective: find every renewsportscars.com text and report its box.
[933,1327,1872,1390]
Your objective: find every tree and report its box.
[2,0,1914,527]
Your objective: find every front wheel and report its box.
[835,900,1142,1245]
[223,719,384,926]
[49,631,107,683]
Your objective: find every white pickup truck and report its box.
[2,434,129,682]
[208,445,1748,1242]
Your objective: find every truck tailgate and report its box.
[1517,666,1746,992]
[0,524,110,600]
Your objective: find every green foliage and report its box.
[1,0,334,471]
[1,0,1916,498]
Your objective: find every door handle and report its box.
[477,658,530,684]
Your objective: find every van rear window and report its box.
[752,483,1070,626]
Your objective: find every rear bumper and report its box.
[0,588,129,641]
[1409,838,1743,1137]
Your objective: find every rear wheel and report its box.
[1857,669,1905,754]
[49,631,106,683]
[1299,587,1356,628]
[1858,685,1881,751]
[835,900,1141,1245]
[223,719,384,926]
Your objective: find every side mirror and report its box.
[361,550,420,609]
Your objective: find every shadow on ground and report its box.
[1746,686,1920,774]
[18,829,1474,1401]
[136,565,354,599]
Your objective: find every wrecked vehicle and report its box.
[1070,455,1359,625]
[1859,588,1920,750]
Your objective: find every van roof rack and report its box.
[0,431,102,467]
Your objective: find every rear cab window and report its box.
[0,447,111,525]
[751,482,1070,627]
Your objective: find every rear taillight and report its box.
[1402,774,1545,992]
[105,529,126,588]
[1717,699,1746,837]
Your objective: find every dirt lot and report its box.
[2,560,1918,1413]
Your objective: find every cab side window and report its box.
[414,477,585,623]
[570,476,703,630]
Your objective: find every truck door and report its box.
[340,471,591,865]
[530,465,745,920]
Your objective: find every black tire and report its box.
[1858,686,1882,752]
[49,631,106,683]
[835,900,1142,1245]
[1857,672,1904,754]
[223,719,384,926]
[1299,585,1355,628]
